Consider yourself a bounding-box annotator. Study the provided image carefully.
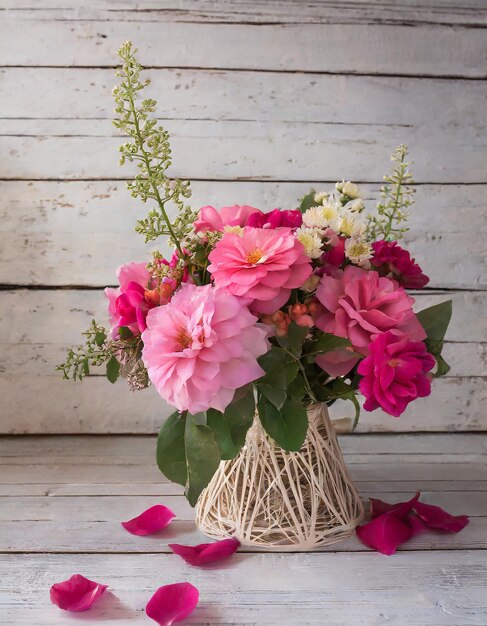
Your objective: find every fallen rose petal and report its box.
[146,582,199,625]
[356,514,413,555]
[408,515,428,536]
[414,500,470,533]
[50,574,107,612]
[121,504,175,536]
[370,492,420,520]
[168,538,240,566]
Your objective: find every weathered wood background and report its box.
[1,0,486,433]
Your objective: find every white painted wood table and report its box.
[1,434,486,625]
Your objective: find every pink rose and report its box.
[247,208,302,229]
[371,240,429,289]
[193,205,261,233]
[208,226,312,315]
[105,261,174,336]
[314,266,426,377]
[142,283,269,414]
[358,331,435,417]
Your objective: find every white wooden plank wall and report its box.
[0,0,486,433]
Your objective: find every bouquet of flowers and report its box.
[59,43,452,513]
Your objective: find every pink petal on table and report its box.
[370,492,420,520]
[356,514,413,555]
[146,582,199,625]
[50,574,107,612]
[168,538,240,566]
[414,500,470,533]
[408,515,428,536]
[121,504,175,536]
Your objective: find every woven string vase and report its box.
[195,403,364,550]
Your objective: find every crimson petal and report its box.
[146,582,199,625]
[356,514,413,555]
[121,504,175,536]
[414,500,469,533]
[168,538,240,566]
[50,574,107,612]
[370,492,420,520]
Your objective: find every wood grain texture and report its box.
[0,433,486,625]
[1,11,486,77]
[1,180,485,288]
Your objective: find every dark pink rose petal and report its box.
[414,500,469,533]
[50,574,107,612]
[146,582,199,625]
[168,538,240,566]
[121,504,175,536]
[356,514,413,555]
[408,515,428,536]
[370,492,420,520]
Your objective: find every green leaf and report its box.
[434,353,451,378]
[276,322,309,356]
[156,411,187,486]
[118,326,134,340]
[106,356,120,383]
[257,347,299,409]
[94,331,107,346]
[298,189,317,213]
[184,413,221,506]
[287,373,307,401]
[206,387,255,459]
[416,300,452,355]
[305,332,351,358]
[258,396,308,452]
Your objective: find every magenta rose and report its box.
[247,208,303,229]
[193,204,261,233]
[358,331,436,417]
[371,240,429,289]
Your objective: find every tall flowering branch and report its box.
[367,145,415,241]
[113,41,193,249]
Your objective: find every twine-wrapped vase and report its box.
[196,403,364,550]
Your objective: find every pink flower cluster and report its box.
[105,202,438,419]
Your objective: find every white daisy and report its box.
[345,237,372,265]
[296,227,323,259]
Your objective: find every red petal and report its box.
[408,515,428,536]
[168,538,240,566]
[370,492,420,520]
[414,500,470,533]
[50,574,107,612]
[121,504,175,536]
[146,582,199,625]
[356,514,413,555]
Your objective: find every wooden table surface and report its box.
[1,433,486,625]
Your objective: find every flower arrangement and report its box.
[59,42,452,509]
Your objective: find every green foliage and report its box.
[304,332,352,360]
[276,322,309,357]
[156,411,188,486]
[113,41,193,249]
[184,412,221,506]
[106,355,121,384]
[257,395,308,452]
[256,347,299,409]
[416,300,453,377]
[298,190,317,213]
[206,386,255,460]
[56,320,110,381]
[367,145,415,241]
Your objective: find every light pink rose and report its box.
[208,226,312,315]
[193,204,261,233]
[142,283,269,414]
[358,331,435,417]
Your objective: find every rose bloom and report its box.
[142,283,269,414]
[208,227,312,314]
[371,240,429,289]
[247,208,302,229]
[314,266,426,377]
[193,204,261,233]
[105,262,175,336]
[358,331,435,417]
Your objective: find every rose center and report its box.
[246,248,264,264]
[388,358,400,367]
[176,328,192,350]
